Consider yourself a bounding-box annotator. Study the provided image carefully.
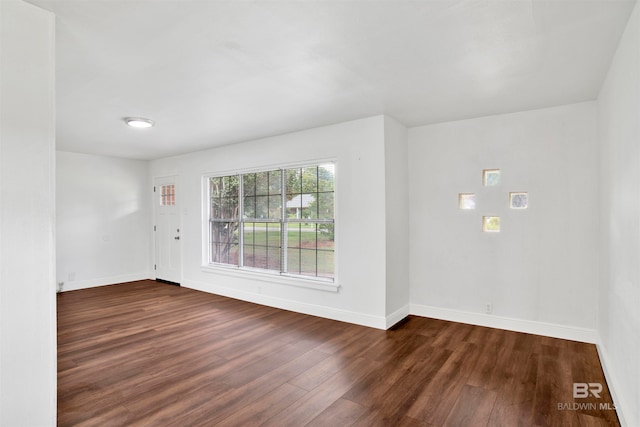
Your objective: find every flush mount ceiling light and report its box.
[124,117,155,128]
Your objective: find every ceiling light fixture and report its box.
[124,117,155,128]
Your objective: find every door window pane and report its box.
[160,185,175,206]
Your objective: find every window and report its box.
[207,163,335,281]
[160,184,175,205]
[209,176,239,265]
[458,193,476,210]
[483,169,500,186]
[510,192,528,209]
[482,216,501,233]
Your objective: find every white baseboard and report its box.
[60,272,152,292]
[596,340,631,427]
[178,282,599,342]
[386,304,410,329]
[182,279,388,329]
[410,303,598,343]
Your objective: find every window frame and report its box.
[202,160,337,288]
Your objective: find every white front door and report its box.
[154,176,181,284]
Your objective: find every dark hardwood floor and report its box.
[57,280,619,426]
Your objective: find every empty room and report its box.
[1,0,639,425]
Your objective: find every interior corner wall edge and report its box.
[596,0,640,425]
[0,1,57,425]
[383,116,410,317]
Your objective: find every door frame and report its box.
[152,174,182,284]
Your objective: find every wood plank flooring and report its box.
[57,280,619,426]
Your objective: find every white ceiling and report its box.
[28,0,636,160]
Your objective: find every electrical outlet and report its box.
[485,303,493,314]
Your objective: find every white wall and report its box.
[597,1,640,424]
[57,151,151,291]
[384,116,410,325]
[150,116,390,328]
[0,1,56,425]
[408,102,599,342]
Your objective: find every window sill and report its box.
[201,264,341,292]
